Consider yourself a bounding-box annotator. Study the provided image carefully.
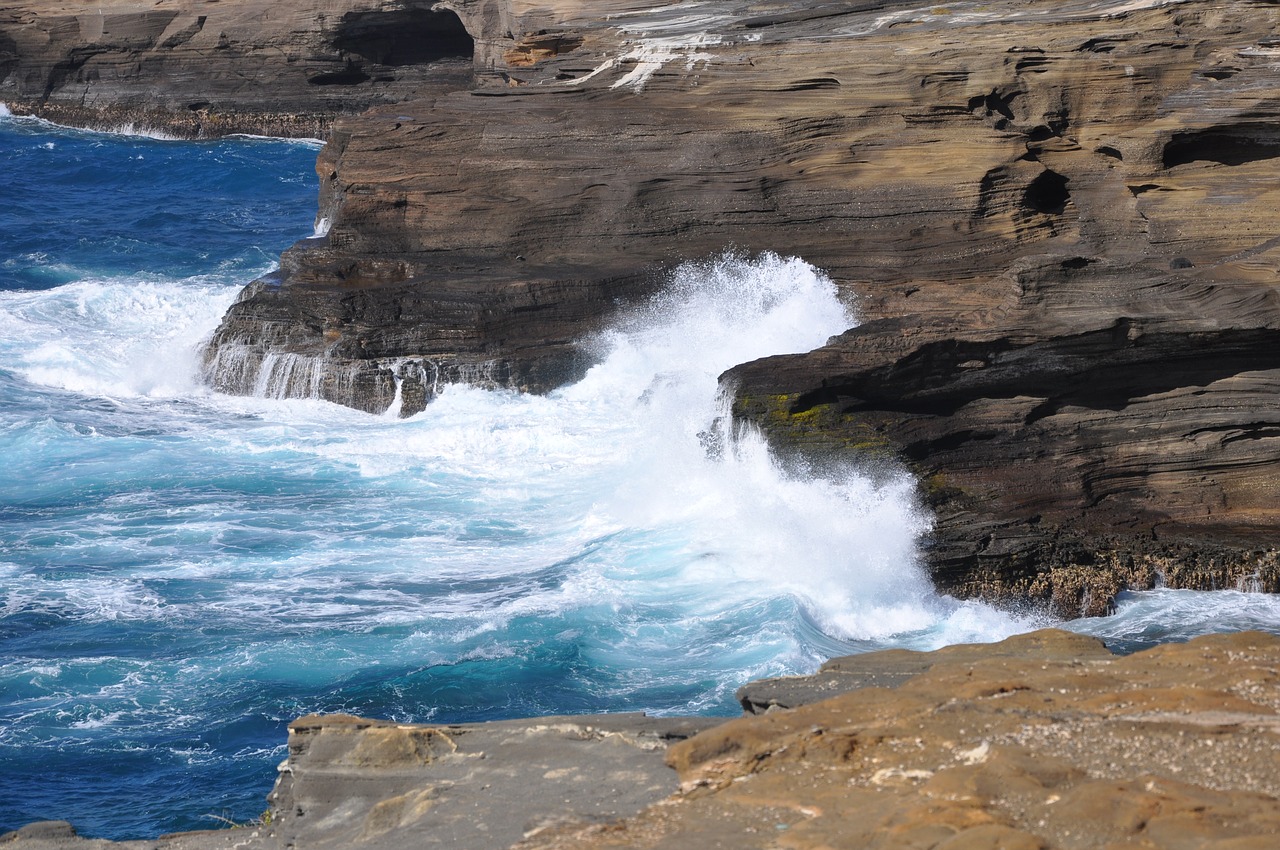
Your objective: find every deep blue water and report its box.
[3,109,1279,840]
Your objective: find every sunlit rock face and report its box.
[0,0,477,136]
[5,0,1280,605]
[638,630,1280,850]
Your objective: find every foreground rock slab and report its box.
[532,629,1280,850]
[7,629,1280,849]
[2,713,715,850]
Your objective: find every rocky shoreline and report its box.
[8,0,1279,611]
[6,629,1280,849]
[4,0,1280,845]
[5,0,1280,609]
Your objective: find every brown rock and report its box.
[519,629,1280,850]
[0,0,477,137]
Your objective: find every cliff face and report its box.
[712,0,1280,609]
[5,0,1280,607]
[0,0,476,136]
[204,0,1280,608]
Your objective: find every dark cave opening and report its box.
[1163,126,1280,168]
[332,6,474,67]
[0,32,17,82]
[1024,169,1071,215]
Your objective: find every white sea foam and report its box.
[70,710,128,730]
[3,250,1038,748]
[1071,588,1280,646]
[0,276,244,398]
[228,133,325,147]
[3,578,167,623]
[102,123,183,141]
[0,106,175,139]
[204,252,1036,646]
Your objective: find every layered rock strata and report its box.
[203,0,1280,604]
[8,629,1280,849]
[6,0,1280,601]
[0,0,476,137]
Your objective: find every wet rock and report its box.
[727,275,1280,613]
[198,262,659,416]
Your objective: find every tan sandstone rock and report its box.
[522,629,1280,850]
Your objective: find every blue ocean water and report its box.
[3,108,1279,840]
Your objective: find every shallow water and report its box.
[1,111,1276,840]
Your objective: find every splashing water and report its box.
[0,119,1039,839]
[6,103,1275,843]
[0,252,1038,835]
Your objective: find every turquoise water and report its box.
[2,109,1278,840]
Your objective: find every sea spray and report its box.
[0,244,1038,837]
[1071,587,1280,653]
[0,277,241,398]
[9,111,1270,844]
[550,252,942,641]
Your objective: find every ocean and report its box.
[3,108,1279,840]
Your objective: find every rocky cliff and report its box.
[7,630,1280,849]
[0,0,476,136]
[5,0,1280,608]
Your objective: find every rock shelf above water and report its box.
[6,629,1280,849]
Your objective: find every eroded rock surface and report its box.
[196,0,1280,602]
[0,0,477,136]
[8,630,1280,850]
